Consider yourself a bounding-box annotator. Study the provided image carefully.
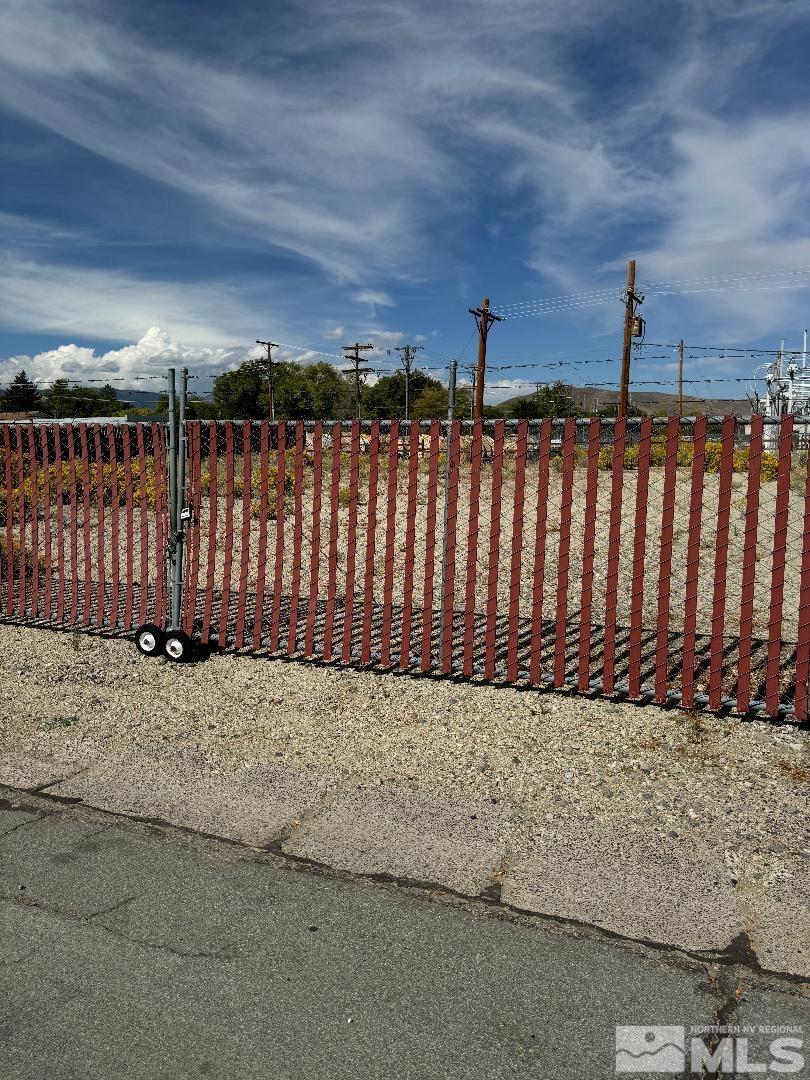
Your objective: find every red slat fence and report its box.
[1,416,808,722]
[0,422,167,634]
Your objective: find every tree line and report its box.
[1,361,659,421]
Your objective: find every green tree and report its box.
[212,361,266,419]
[362,369,442,419]
[411,385,471,421]
[43,379,128,419]
[2,370,42,412]
[212,359,351,420]
[510,381,582,419]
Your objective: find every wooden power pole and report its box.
[394,344,423,421]
[618,260,643,420]
[341,342,374,419]
[678,339,685,417]
[469,298,502,420]
[256,339,278,421]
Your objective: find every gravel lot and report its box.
[0,622,806,854]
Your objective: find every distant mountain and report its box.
[495,384,750,417]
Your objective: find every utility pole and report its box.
[256,339,278,422]
[677,339,684,417]
[469,297,502,420]
[341,342,374,420]
[618,260,643,420]
[394,344,423,421]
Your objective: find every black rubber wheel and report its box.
[135,624,165,657]
[163,630,194,663]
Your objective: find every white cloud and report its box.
[0,327,254,390]
[0,253,266,346]
[354,289,395,309]
[323,325,345,340]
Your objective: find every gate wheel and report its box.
[164,630,194,663]
[135,624,165,657]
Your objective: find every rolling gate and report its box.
[1,410,808,722]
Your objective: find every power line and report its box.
[642,264,810,291]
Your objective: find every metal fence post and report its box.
[166,369,179,630]
[438,359,457,653]
[168,368,189,631]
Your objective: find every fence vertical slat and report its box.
[135,425,149,627]
[269,422,287,653]
[120,426,135,630]
[2,426,12,614]
[26,425,40,620]
[507,420,528,683]
[421,422,440,671]
[794,443,810,721]
[529,420,552,684]
[218,423,236,647]
[360,421,380,665]
[182,422,201,636]
[554,418,576,689]
[628,418,653,698]
[602,417,627,695]
[708,416,736,710]
[303,422,323,656]
[484,421,505,680]
[380,421,400,667]
[463,420,483,678]
[107,424,120,630]
[578,417,601,692]
[736,415,763,713]
[765,416,794,716]
[93,425,105,626]
[252,421,271,650]
[201,422,219,645]
[234,421,252,649]
[287,420,306,655]
[341,420,361,664]
[681,415,708,708]
[399,422,420,669]
[67,425,80,624]
[441,420,461,675]
[14,428,27,618]
[79,424,93,625]
[54,429,68,624]
[40,427,53,621]
[322,423,341,662]
[654,417,680,703]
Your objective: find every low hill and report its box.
[495,385,750,417]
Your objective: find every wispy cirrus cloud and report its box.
[1,0,810,367]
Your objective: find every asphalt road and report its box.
[0,791,806,1080]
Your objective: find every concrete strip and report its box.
[282,780,512,896]
[47,748,344,847]
[502,816,744,954]
[0,751,88,792]
[741,857,810,979]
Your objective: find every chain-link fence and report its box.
[1,414,808,721]
[180,415,808,720]
[0,421,169,632]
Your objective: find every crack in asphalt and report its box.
[1,786,807,993]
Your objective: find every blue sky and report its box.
[1,0,810,401]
